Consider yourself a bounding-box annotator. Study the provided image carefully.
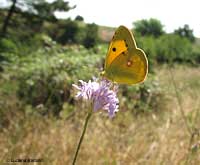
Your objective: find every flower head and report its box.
[73,79,119,118]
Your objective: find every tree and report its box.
[156,34,192,63]
[83,23,99,48]
[1,0,17,36]
[32,0,75,21]
[1,0,75,36]
[133,18,164,37]
[58,19,79,44]
[174,24,195,42]
[75,15,84,21]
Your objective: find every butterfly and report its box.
[102,26,148,85]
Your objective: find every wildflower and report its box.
[73,79,119,118]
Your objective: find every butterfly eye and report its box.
[112,47,116,52]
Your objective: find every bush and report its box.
[156,34,192,63]
[133,18,164,37]
[174,24,195,43]
[57,20,80,44]
[0,35,44,57]
[83,23,99,48]
[136,36,157,72]
[16,46,102,115]
[190,44,200,64]
[119,74,163,114]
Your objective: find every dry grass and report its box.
[0,65,200,165]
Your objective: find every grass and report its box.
[0,65,200,164]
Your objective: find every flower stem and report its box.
[72,111,92,165]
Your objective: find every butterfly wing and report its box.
[104,26,148,84]
[105,26,136,69]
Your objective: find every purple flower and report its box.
[73,79,119,118]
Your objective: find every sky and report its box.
[55,0,200,37]
[1,0,199,37]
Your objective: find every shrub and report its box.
[83,23,99,48]
[16,46,101,115]
[156,34,192,63]
[136,36,157,72]
[57,20,80,44]
[133,18,164,37]
[119,74,163,114]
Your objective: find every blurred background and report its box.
[0,0,200,164]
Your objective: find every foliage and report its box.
[5,0,73,21]
[156,34,193,63]
[136,36,157,72]
[0,4,200,163]
[0,38,164,116]
[83,23,99,48]
[135,32,199,65]
[1,65,200,164]
[133,18,164,37]
[0,13,200,117]
[14,45,102,115]
[191,44,200,64]
[75,15,84,21]
[53,21,99,48]
[57,19,80,44]
[0,34,44,56]
[0,0,75,38]
[119,74,162,114]
[174,24,195,42]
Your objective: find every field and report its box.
[0,50,199,164]
[1,4,200,164]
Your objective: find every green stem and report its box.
[72,111,92,165]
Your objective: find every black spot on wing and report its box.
[112,47,116,52]
[124,39,128,48]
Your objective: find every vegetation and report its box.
[0,1,200,164]
[133,18,164,37]
[174,24,195,42]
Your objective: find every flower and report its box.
[73,79,119,118]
